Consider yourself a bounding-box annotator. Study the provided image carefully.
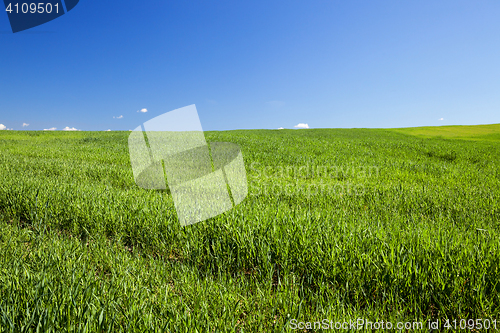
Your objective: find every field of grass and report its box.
[0,126,499,332]
[390,123,500,141]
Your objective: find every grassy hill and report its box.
[390,123,500,141]
[0,125,499,331]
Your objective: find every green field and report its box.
[0,126,499,332]
[390,123,500,141]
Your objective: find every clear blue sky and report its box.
[1,0,499,131]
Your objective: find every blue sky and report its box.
[1,0,499,131]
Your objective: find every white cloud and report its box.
[439,118,444,121]
[0,124,6,130]
[137,108,148,113]
[113,115,123,119]
[106,129,111,131]
[44,127,57,131]
[294,123,309,129]
[63,127,80,131]
[278,127,284,130]
[22,123,29,127]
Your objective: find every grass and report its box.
[0,126,499,332]
[390,123,500,141]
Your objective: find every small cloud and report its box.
[294,123,309,129]
[439,118,444,121]
[278,127,284,130]
[63,127,80,131]
[113,115,123,119]
[266,100,285,108]
[22,123,29,127]
[44,127,57,131]
[0,124,6,130]
[137,108,148,113]
[106,129,111,131]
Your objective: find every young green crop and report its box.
[0,127,499,332]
